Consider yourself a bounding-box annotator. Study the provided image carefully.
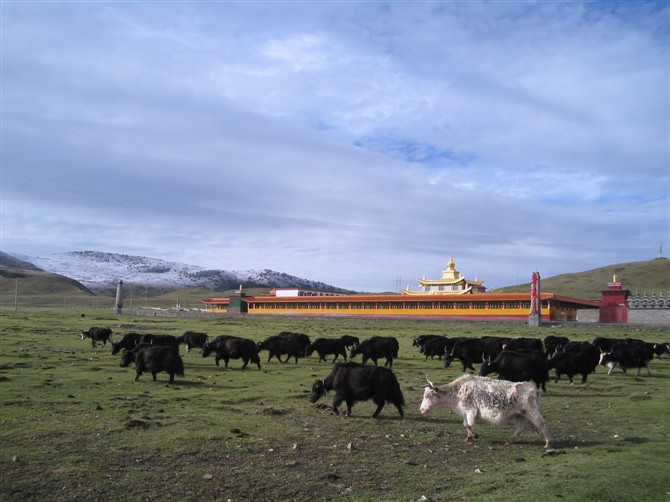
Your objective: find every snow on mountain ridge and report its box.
[26,251,349,294]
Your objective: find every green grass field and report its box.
[1,309,668,501]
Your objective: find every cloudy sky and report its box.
[2,1,668,292]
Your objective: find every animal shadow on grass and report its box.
[620,436,650,444]
[543,392,608,398]
[167,379,205,387]
[405,416,459,425]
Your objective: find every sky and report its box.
[1,1,668,293]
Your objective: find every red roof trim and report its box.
[202,292,599,308]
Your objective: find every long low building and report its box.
[200,291,600,322]
[201,259,602,321]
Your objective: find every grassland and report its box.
[1,309,669,501]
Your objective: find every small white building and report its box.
[272,288,347,298]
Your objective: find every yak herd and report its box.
[80,326,669,447]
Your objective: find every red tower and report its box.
[599,276,629,323]
[528,271,541,326]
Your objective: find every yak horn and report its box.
[424,375,434,388]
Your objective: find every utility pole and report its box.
[13,279,18,313]
[115,280,124,315]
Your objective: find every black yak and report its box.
[309,362,405,418]
[120,345,184,383]
[202,335,261,370]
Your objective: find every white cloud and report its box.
[2,1,667,292]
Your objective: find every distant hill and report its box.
[4,251,667,302]
[497,258,670,299]
[7,251,353,295]
[0,251,95,296]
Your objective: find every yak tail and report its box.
[174,354,185,377]
[389,374,405,408]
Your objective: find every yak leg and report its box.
[523,411,552,449]
[344,398,354,417]
[636,363,651,377]
[463,412,478,442]
[331,393,344,416]
[371,397,386,418]
[508,415,527,445]
[240,357,248,370]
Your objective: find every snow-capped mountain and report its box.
[20,251,351,294]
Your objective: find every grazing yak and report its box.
[443,338,486,372]
[349,336,399,367]
[504,337,544,353]
[420,336,451,360]
[412,335,442,351]
[305,338,348,363]
[139,333,179,349]
[81,327,112,348]
[120,345,184,383]
[479,350,550,392]
[202,335,261,370]
[592,336,623,353]
[111,332,143,355]
[543,335,570,357]
[177,331,209,353]
[310,362,405,418]
[420,374,551,449]
[599,342,652,377]
[653,342,670,359]
[547,350,594,384]
[258,335,305,364]
[278,331,311,353]
[339,335,360,349]
[557,341,600,372]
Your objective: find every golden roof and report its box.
[403,256,485,295]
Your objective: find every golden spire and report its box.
[440,255,460,281]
